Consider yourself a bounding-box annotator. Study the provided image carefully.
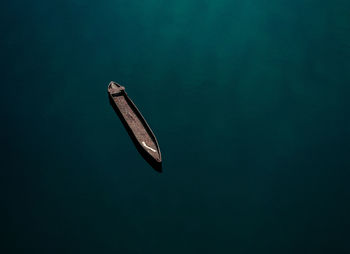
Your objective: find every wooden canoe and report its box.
[108,81,162,172]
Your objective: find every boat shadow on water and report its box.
[108,94,162,173]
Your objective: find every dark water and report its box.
[2,0,350,253]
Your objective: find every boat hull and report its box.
[108,82,162,172]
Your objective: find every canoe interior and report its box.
[108,82,162,172]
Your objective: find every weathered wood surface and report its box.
[108,81,162,171]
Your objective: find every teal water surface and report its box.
[2,0,350,253]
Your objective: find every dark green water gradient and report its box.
[1,0,350,253]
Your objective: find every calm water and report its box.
[2,0,350,253]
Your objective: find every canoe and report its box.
[108,81,162,172]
